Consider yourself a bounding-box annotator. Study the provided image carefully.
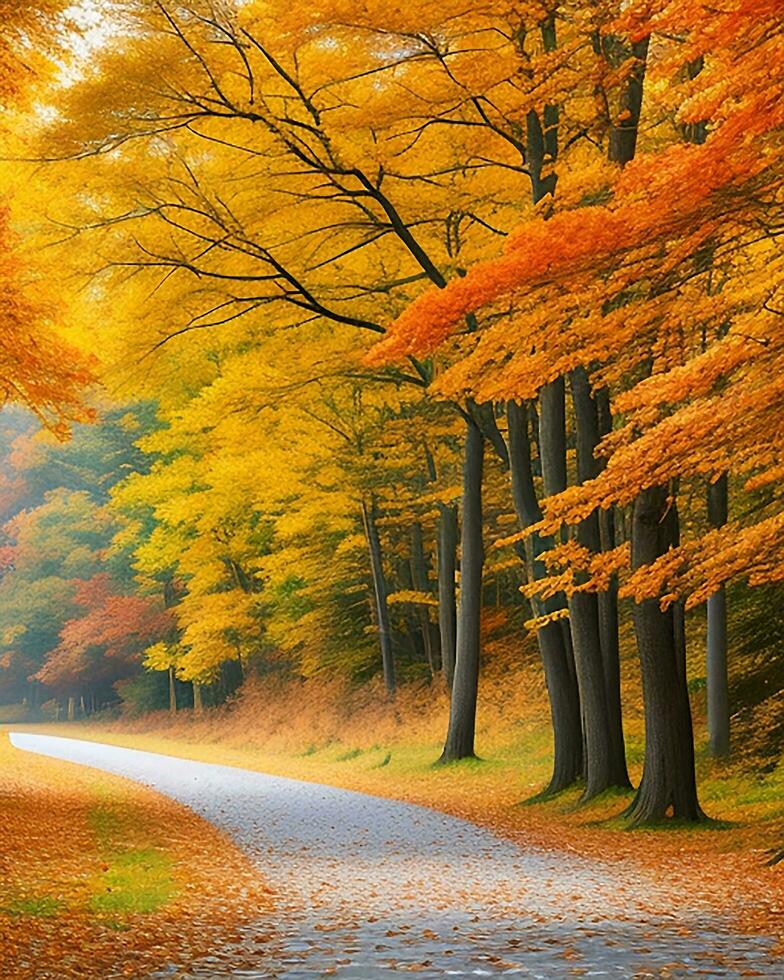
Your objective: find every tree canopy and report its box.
[0,0,782,825]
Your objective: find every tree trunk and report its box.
[423,440,456,688]
[437,503,458,689]
[439,415,484,762]
[525,11,559,204]
[595,389,628,783]
[539,378,567,497]
[411,522,440,677]
[522,17,589,793]
[707,474,730,757]
[569,368,630,796]
[168,666,177,715]
[597,544,627,775]
[507,400,582,792]
[395,555,424,662]
[608,37,651,166]
[362,498,396,695]
[627,485,703,823]
[193,681,203,715]
[30,679,40,714]
[67,696,75,722]
[568,589,618,797]
[538,382,585,787]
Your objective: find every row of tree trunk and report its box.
[363,400,725,822]
[357,20,728,822]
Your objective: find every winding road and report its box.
[9,732,780,978]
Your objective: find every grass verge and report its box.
[0,733,272,979]
[11,680,781,950]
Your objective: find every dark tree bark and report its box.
[518,14,586,793]
[437,502,458,689]
[362,498,396,695]
[540,11,559,161]
[507,400,582,792]
[525,10,559,204]
[410,521,441,678]
[527,109,557,203]
[597,509,627,770]
[396,554,427,663]
[569,368,630,796]
[192,680,203,715]
[707,474,730,757]
[627,485,704,823]
[168,666,177,714]
[531,23,650,797]
[475,401,509,467]
[439,415,484,762]
[539,378,568,498]
[662,493,688,686]
[538,379,586,788]
[422,440,454,685]
[607,37,651,166]
[595,388,627,779]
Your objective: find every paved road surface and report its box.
[9,733,780,978]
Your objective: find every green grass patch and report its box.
[90,848,175,915]
[87,794,178,918]
[88,798,122,846]
[431,753,487,770]
[2,895,64,917]
[335,747,363,761]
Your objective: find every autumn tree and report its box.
[3,0,781,827]
[372,0,783,820]
[0,404,162,711]
[0,1,93,430]
[35,572,172,707]
[23,0,550,754]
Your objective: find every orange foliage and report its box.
[35,574,173,692]
[370,0,784,606]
